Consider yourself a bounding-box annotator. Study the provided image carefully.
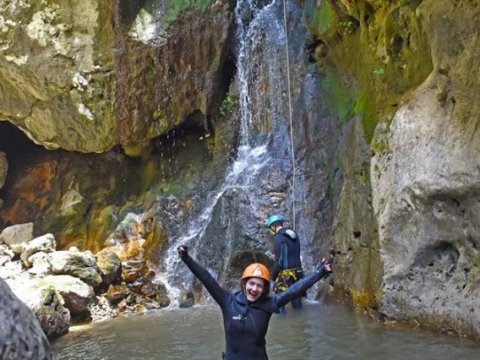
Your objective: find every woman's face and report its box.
[245,277,265,303]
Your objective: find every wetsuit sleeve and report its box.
[271,235,282,281]
[181,254,229,307]
[273,269,330,307]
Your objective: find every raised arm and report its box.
[178,246,229,307]
[274,260,332,307]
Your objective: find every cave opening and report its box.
[0,121,46,164]
[0,121,47,173]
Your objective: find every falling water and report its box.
[158,0,296,300]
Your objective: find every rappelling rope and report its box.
[282,0,296,229]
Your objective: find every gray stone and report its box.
[178,291,195,308]
[7,278,71,338]
[40,275,95,320]
[28,252,53,277]
[0,223,34,254]
[49,249,102,286]
[21,233,56,267]
[96,248,122,285]
[0,277,51,359]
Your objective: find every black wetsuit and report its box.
[271,227,302,282]
[181,254,329,360]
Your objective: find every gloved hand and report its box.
[177,245,189,257]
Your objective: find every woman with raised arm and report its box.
[177,246,332,360]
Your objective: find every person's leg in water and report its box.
[276,290,286,314]
[291,296,302,310]
[276,297,301,313]
[291,271,304,310]
[275,277,287,314]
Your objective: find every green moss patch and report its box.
[306,0,433,142]
[163,0,212,24]
[322,65,355,124]
[310,0,335,36]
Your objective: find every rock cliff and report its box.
[1,0,479,340]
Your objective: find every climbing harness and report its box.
[275,267,304,292]
[282,0,297,229]
[275,235,304,292]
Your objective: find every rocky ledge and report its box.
[0,220,176,339]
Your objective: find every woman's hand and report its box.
[320,257,333,273]
[177,245,188,257]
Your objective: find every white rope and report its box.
[282,0,296,229]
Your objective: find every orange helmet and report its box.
[241,263,271,283]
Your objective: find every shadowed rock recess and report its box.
[1,0,480,342]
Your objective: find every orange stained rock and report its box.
[1,161,56,225]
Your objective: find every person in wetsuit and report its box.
[177,246,332,360]
[266,214,303,313]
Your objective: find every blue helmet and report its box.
[266,214,284,228]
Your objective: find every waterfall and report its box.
[158,0,298,302]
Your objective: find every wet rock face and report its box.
[370,0,480,337]
[0,0,115,151]
[0,278,51,360]
[305,0,480,337]
[0,0,233,152]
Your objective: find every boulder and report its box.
[0,223,34,254]
[20,233,56,267]
[28,252,53,277]
[178,291,195,308]
[96,249,122,285]
[106,284,130,305]
[7,278,70,339]
[0,277,51,359]
[40,275,95,320]
[49,249,102,286]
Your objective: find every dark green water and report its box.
[51,302,480,360]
